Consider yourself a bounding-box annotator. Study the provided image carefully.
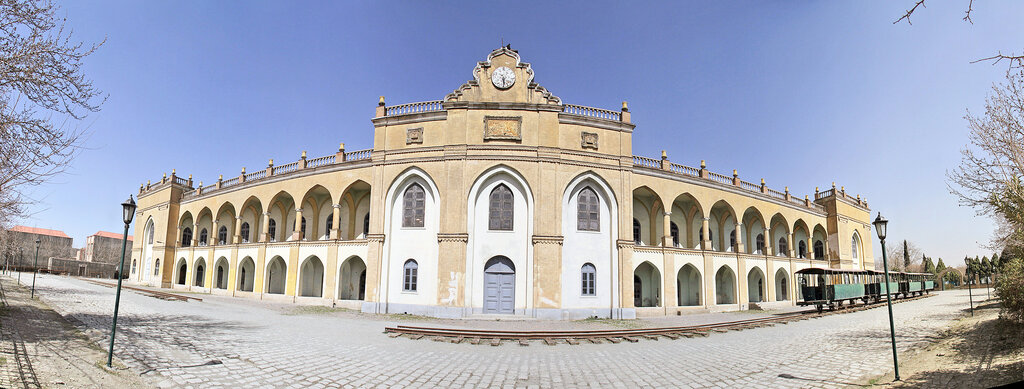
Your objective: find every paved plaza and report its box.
[13,273,978,388]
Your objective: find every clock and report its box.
[491,66,515,89]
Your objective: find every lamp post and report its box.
[873,212,900,381]
[107,195,137,368]
[31,238,40,298]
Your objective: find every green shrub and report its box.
[996,258,1024,322]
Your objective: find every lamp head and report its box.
[872,212,888,241]
[122,195,137,225]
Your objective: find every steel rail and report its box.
[81,279,202,302]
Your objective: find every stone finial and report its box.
[339,142,345,152]
[785,186,789,193]
[700,160,706,169]
[805,195,809,200]
[301,151,307,159]
[378,96,386,106]
[733,169,738,177]
[268,159,274,167]
[162,173,166,179]
[241,167,246,174]
[621,101,629,112]
[815,186,819,193]
[218,175,223,181]
[198,181,203,187]
[661,150,667,159]
[761,178,765,185]
[832,182,836,189]
[189,174,192,180]
[172,169,176,176]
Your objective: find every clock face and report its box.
[491,66,515,89]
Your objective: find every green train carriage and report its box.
[796,268,871,312]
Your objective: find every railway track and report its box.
[385,293,932,346]
[80,279,202,302]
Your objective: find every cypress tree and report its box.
[903,240,911,271]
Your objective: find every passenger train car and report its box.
[796,268,935,312]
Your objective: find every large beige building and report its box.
[131,47,874,319]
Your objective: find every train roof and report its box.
[795,268,873,275]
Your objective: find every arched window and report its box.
[324,216,333,239]
[199,229,208,246]
[755,233,765,254]
[798,241,807,258]
[670,222,679,247]
[131,259,137,274]
[488,184,514,231]
[300,217,307,240]
[240,222,250,243]
[778,237,788,257]
[363,213,370,236]
[268,219,277,242]
[581,263,596,296]
[403,259,418,291]
[577,187,600,231]
[814,240,824,259]
[153,259,160,275]
[632,218,642,245]
[403,184,426,228]
[851,233,860,259]
[147,221,154,244]
[218,226,228,245]
[182,227,192,247]
[730,230,737,251]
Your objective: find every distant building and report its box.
[1,226,74,270]
[82,231,134,265]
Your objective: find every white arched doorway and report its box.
[237,257,255,292]
[748,267,765,303]
[265,256,287,294]
[715,266,736,304]
[483,256,515,314]
[338,256,366,300]
[299,256,324,297]
[775,268,789,301]
[677,264,701,306]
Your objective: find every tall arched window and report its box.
[577,187,600,231]
[403,259,418,291]
[240,222,250,243]
[488,184,514,231]
[199,229,208,246]
[851,233,860,259]
[363,213,370,236]
[778,237,788,257]
[218,226,228,245]
[131,259,137,274]
[147,221,155,244]
[268,219,277,242]
[814,240,824,259]
[799,241,807,258]
[730,230,737,251]
[300,217,307,240]
[581,263,596,296]
[755,233,765,254]
[670,222,679,247]
[632,218,642,245]
[403,184,425,228]
[182,227,192,247]
[153,259,160,275]
[324,217,333,239]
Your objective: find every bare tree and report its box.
[894,0,1023,69]
[0,0,106,228]
[949,71,1024,250]
[883,239,923,272]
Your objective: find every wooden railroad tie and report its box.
[566,338,580,345]
[606,337,621,344]
[543,338,557,346]
[490,338,501,347]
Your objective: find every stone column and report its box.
[662,211,675,311]
[330,204,341,240]
[734,222,744,253]
[292,208,303,241]
[701,217,711,251]
[260,212,271,243]
[211,220,219,246]
[662,211,673,247]
[234,216,242,244]
[788,232,796,258]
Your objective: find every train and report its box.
[796,268,935,312]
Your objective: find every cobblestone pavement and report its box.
[15,273,977,388]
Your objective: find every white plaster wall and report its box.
[561,176,616,311]
[467,170,532,312]
[382,171,440,309]
[747,220,765,254]
[318,202,332,240]
[632,199,650,246]
[772,224,788,256]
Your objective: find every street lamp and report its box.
[31,238,40,298]
[873,212,900,381]
[107,195,136,368]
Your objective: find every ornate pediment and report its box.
[445,45,561,105]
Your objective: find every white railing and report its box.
[562,104,622,121]
[385,101,444,116]
[740,180,760,192]
[707,171,732,185]
[221,177,240,189]
[344,149,372,161]
[669,163,700,177]
[244,170,266,181]
[633,155,661,169]
[274,161,300,175]
[307,155,335,168]
[765,187,787,200]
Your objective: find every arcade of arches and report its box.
[130,46,874,319]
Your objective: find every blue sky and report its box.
[21,1,1024,266]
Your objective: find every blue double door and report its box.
[483,256,515,314]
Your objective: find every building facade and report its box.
[1,226,75,271]
[132,47,874,319]
[82,231,134,265]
